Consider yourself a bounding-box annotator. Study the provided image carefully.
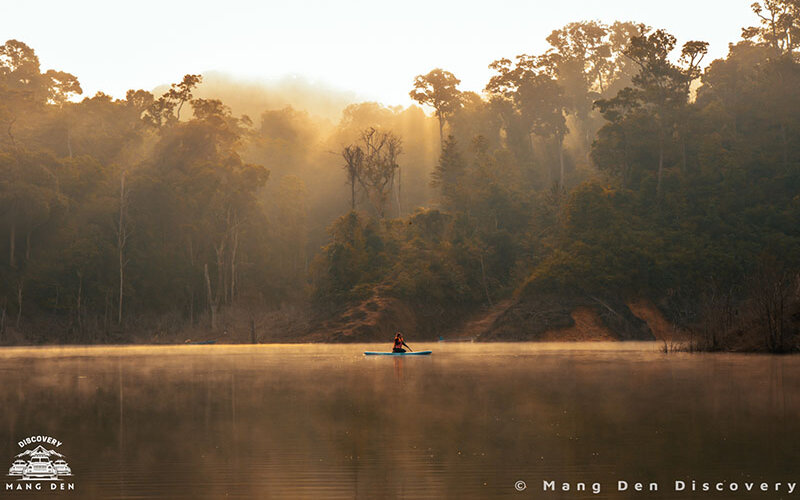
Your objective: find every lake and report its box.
[0,343,798,499]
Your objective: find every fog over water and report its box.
[1,343,798,499]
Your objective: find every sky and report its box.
[2,0,756,107]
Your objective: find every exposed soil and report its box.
[440,298,515,341]
[301,287,419,343]
[477,292,655,342]
[298,289,678,343]
[627,299,688,341]
[539,306,617,341]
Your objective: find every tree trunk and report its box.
[76,272,83,333]
[104,290,110,332]
[204,263,217,330]
[585,129,591,159]
[230,221,239,304]
[216,243,226,309]
[15,281,23,329]
[117,171,128,326]
[7,117,16,148]
[479,253,493,307]
[437,113,444,148]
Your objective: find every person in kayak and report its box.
[392,332,411,353]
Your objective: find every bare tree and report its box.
[341,145,364,211]
[341,128,403,218]
[204,263,219,331]
[15,280,23,329]
[751,257,795,352]
[357,128,402,218]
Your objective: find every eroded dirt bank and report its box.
[299,289,683,343]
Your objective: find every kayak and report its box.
[364,351,432,356]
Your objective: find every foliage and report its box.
[409,68,462,143]
[3,3,800,348]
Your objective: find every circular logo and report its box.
[515,480,527,491]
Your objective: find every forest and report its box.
[1,0,799,351]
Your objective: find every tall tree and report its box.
[144,74,202,126]
[431,135,467,209]
[409,68,462,145]
[597,29,707,198]
[349,128,402,218]
[487,55,570,186]
[542,21,610,152]
[115,170,130,325]
[341,144,364,211]
[742,0,800,56]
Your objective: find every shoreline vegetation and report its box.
[1,2,800,353]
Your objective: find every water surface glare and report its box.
[0,343,798,499]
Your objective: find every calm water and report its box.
[0,343,798,499]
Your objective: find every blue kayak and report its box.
[364,351,432,356]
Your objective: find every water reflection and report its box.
[394,357,404,383]
[0,343,797,499]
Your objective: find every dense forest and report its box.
[1,1,799,350]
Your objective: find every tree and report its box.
[341,128,402,218]
[742,0,800,56]
[268,175,309,287]
[132,93,269,330]
[115,170,130,325]
[44,70,82,105]
[541,21,610,153]
[431,135,467,209]
[487,55,571,186]
[341,144,364,211]
[144,74,202,126]
[409,68,462,145]
[0,151,64,268]
[0,40,82,149]
[605,22,651,93]
[594,29,707,198]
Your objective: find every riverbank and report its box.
[1,289,797,353]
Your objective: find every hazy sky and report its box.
[3,0,755,107]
